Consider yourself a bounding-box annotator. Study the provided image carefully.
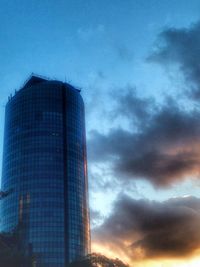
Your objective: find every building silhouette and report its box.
[0,75,91,266]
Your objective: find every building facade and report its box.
[0,76,90,266]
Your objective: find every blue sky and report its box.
[1,1,200,265]
[0,0,199,204]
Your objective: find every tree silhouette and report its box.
[0,230,34,267]
[68,253,129,267]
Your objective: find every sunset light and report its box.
[1,1,200,267]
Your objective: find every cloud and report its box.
[147,21,200,99]
[77,24,105,41]
[116,44,134,62]
[88,89,200,187]
[90,209,105,228]
[93,195,200,261]
[110,87,155,126]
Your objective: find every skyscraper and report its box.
[0,75,90,266]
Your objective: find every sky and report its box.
[1,0,200,266]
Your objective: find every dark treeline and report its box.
[68,253,129,267]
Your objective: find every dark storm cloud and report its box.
[89,91,200,187]
[148,21,200,99]
[89,21,200,187]
[93,195,200,260]
[111,87,155,126]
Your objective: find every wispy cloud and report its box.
[77,24,105,41]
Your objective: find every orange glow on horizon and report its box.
[92,242,200,267]
[91,242,131,264]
